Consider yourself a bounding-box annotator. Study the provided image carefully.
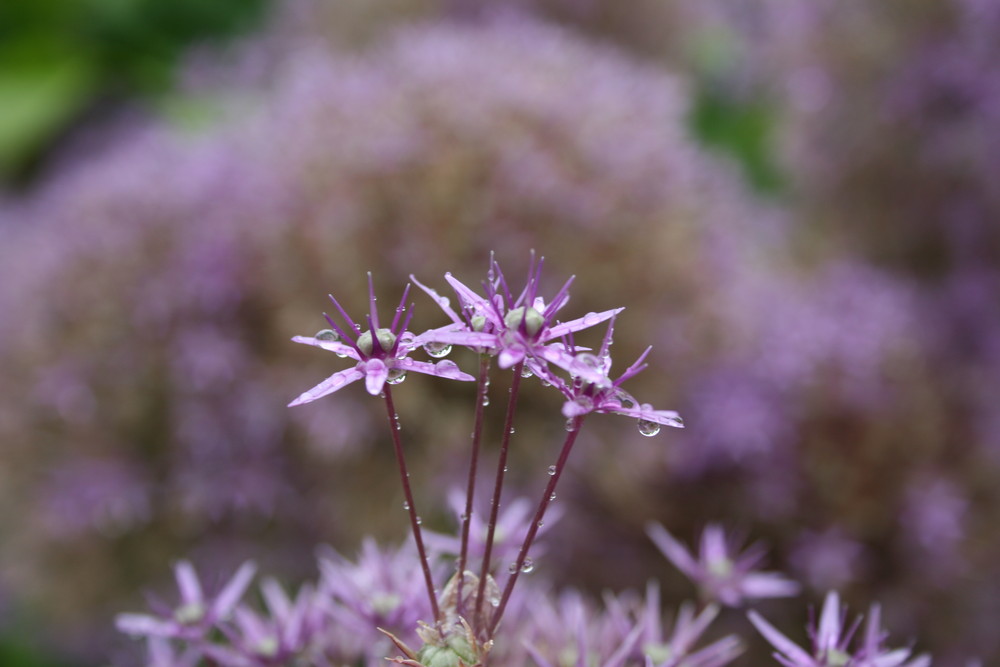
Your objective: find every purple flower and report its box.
[288,274,474,405]
[413,254,621,383]
[647,523,799,607]
[549,317,684,435]
[748,592,931,667]
[116,560,256,642]
[202,580,319,667]
[636,583,742,667]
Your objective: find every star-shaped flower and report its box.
[413,254,621,385]
[116,560,256,642]
[289,274,474,406]
[748,592,931,667]
[647,523,799,607]
[547,316,683,435]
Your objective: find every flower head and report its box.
[413,253,621,384]
[548,316,684,436]
[636,582,743,667]
[116,560,256,642]
[748,592,931,667]
[647,523,799,607]
[289,273,474,405]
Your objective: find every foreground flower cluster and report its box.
[114,257,934,666]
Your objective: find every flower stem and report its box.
[487,414,586,637]
[382,386,441,623]
[474,361,524,631]
[456,354,492,620]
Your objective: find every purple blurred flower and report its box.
[647,523,799,607]
[289,274,474,405]
[202,580,320,667]
[748,592,931,667]
[116,560,256,642]
[635,582,742,667]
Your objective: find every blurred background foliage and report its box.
[0,0,269,185]
[1,0,998,665]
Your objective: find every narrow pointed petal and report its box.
[288,367,365,406]
[445,272,501,327]
[537,344,611,386]
[397,358,475,381]
[748,610,817,666]
[544,307,624,340]
[116,613,177,637]
[212,561,256,619]
[741,573,801,599]
[647,523,701,579]
[364,359,389,395]
[410,275,462,324]
[413,328,498,350]
[175,561,203,604]
[291,335,361,360]
[817,592,843,654]
[610,404,684,427]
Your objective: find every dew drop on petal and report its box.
[547,465,556,476]
[387,369,407,385]
[316,329,339,341]
[637,419,661,437]
[424,341,453,358]
[521,366,534,379]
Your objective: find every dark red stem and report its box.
[487,414,587,637]
[455,355,492,619]
[474,361,524,630]
[382,386,441,623]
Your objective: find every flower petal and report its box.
[291,335,360,360]
[212,561,256,620]
[748,610,817,666]
[647,523,701,580]
[288,367,365,406]
[544,307,624,340]
[364,358,389,395]
[398,358,475,382]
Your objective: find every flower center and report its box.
[504,306,545,337]
[357,328,397,355]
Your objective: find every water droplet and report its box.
[549,493,557,501]
[565,418,577,432]
[482,396,490,407]
[489,596,500,608]
[508,562,518,574]
[520,558,534,574]
[521,366,534,379]
[537,520,544,528]
[387,369,407,385]
[403,501,410,510]
[508,427,516,435]
[316,329,339,341]
[415,516,422,525]
[424,341,453,358]
[637,419,661,437]
[547,465,556,476]
[460,512,469,521]
[503,465,509,473]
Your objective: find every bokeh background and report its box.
[1,0,998,664]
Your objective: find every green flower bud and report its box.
[357,328,397,355]
[504,306,544,336]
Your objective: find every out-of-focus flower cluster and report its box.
[0,0,996,663]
